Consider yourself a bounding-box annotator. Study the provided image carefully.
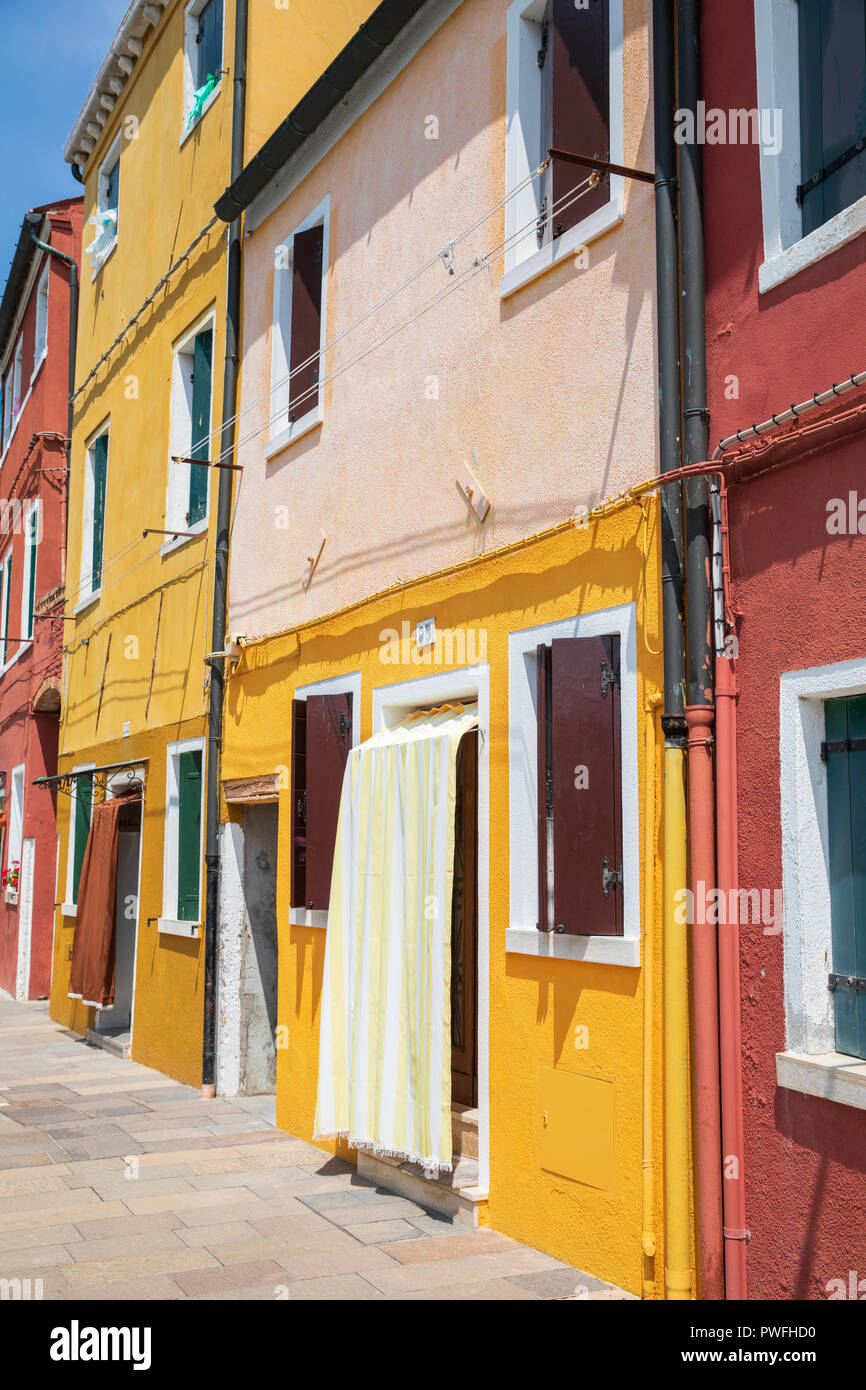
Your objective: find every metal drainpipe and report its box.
[676,0,724,1300]
[652,0,691,1302]
[26,214,79,575]
[201,0,248,1098]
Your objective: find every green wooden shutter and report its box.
[188,330,212,526]
[197,0,224,86]
[72,773,93,902]
[177,750,202,921]
[24,508,37,640]
[798,0,866,236]
[91,434,108,590]
[825,695,866,1059]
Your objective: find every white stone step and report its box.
[356,1149,488,1228]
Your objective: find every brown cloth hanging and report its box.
[68,798,122,1008]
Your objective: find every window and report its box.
[65,770,94,910]
[290,686,354,918]
[80,427,108,604]
[21,502,38,642]
[503,0,622,295]
[34,263,49,371]
[166,318,213,539]
[162,739,204,929]
[0,549,11,666]
[507,604,639,965]
[7,764,24,874]
[183,0,224,133]
[1,364,11,452]
[267,197,330,459]
[798,1,866,238]
[824,693,866,1060]
[756,1,866,291]
[87,138,120,274]
[535,634,622,935]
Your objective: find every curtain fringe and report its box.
[312,1130,453,1176]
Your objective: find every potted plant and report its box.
[3,861,19,905]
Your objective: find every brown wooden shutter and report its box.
[304,691,352,909]
[289,225,324,423]
[537,643,553,931]
[551,0,610,234]
[550,634,622,936]
[290,698,307,909]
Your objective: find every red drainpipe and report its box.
[714,477,748,1298]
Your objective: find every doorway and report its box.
[93,795,141,1039]
[238,803,278,1094]
[451,729,478,1108]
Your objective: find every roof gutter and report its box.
[214,0,428,222]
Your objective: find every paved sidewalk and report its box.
[0,993,629,1301]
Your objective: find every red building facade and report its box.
[702,2,866,1298]
[0,197,82,999]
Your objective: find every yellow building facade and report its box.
[49,0,379,1084]
[210,0,693,1296]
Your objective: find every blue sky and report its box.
[0,0,127,275]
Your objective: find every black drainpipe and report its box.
[201,0,248,1096]
[653,0,686,726]
[26,212,79,556]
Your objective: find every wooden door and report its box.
[451,730,478,1107]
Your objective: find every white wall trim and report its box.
[165,306,216,534]
[288,669,362,930]
[78,418,110,607]
[507,601,640,967]
[15,837,35,1000]
[63,761,95,911]
[779,656,866,1065]
[758,193,866,294]
[371,662,491,1195]
[181,0,226,141]
[777,1050,866,1112]
[162,736,206,925]
[268,195,330,455]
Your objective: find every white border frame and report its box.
[61,762,96,916]
[506,601,640,967]
[500,0,625,299]
[77,418,109,611]
[20,499,39,642]
[181,0,226,144]
[0,548,12,669]
[371,662,490,1196]
[32,261,50,384]
[755,0,866,293]
[163,306,216,553]
[288,668,362,929]
[7,763,25,873]
[92,131,121,280]
[266,195,331,463]
[160,736,206,935]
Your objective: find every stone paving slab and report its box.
[0,992,628,1301]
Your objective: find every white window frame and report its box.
[0,548,12,668]
[501,0,624,299]
[33,263,49,381]
[7,763,24,871]
[265,194,330,463]
[91,134,121,278]
[507,600,640,967]
[1,363,12,453]
[160,736,206,937]
[777,656,866,1110]
[61,762,96,916]
[77,420,109,613]
[20,499,39,643]
[163,308,216,553]
[181,0,225,143]
[755,0,866,293]
[288,669,363,930]
[2,338,26,457]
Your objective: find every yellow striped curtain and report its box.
[314,702,478,1173]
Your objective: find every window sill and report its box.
[74,591,101,617]
[505,926,639,968]
[29,353,46,392]
[289,907,328,930]
[759,193,866,294]
[0,639,33,677]
[499,197,624,300]
[160,519,208,557]
[60,902,78,918]
[157,917,201,939]
[264,404,323,462]
[90,236,118,282]
[180,82,222,148]
[776,1050,866,1111]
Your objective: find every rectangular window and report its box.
[7,764,24,872]
[87,138,121,274]
[34,264,49,369]
[268,198,329,456]
[798,0,866,238]
[0,550,11,666]
[290,691,352,911]
[2,364,12,451]
[824,693,866,1060]
[81,428,108,602]
[21,502,38,642]
[167,320,213,535]
[163,740,204,927]
[69,772,94,906]
[536,634,622,936]
[196,0,223,87]
[183,0,224,132]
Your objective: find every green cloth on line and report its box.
[186,73,218,130]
